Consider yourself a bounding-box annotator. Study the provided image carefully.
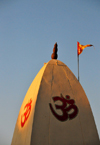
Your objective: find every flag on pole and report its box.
[77,41,94,55]
[77,41,95,81]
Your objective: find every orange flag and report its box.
[77,41,94,55]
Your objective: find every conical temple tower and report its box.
[11,43,100,145]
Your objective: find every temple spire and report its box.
[51,42,58,59]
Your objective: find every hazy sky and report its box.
[0,0,100,144]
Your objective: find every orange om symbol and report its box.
[21,99,32,127]
[49,94,78,121]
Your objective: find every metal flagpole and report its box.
[77,54,79,82]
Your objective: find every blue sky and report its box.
[0,0,100,144]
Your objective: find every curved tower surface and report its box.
[11,59,100,145]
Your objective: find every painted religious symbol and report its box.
[49,94,78,121]
[21,98,32,127]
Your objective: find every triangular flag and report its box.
[77,41,94,55]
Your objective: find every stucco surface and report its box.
[11,59,100,145]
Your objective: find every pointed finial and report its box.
[51,42,58,59]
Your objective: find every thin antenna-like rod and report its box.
[77,54,79,82]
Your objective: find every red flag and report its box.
[77,42,94,55]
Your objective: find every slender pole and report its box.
[77,54,79,81]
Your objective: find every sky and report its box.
[0,0,100,144]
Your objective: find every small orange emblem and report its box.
[21,99,32,127]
